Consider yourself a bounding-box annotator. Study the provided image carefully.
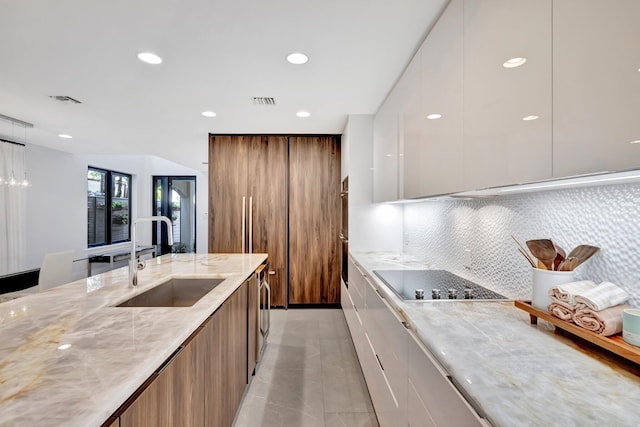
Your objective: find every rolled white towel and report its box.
[548,280,597,305]
[547,298,576,321]
[573,304,631,336]
[574,282,630,312]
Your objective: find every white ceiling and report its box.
[0,0,447,172]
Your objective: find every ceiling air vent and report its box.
[49,95,82,104]
[252,97,276,106]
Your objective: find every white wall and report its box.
[22,144,207,280]
[343,115,403,253]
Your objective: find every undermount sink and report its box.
[116,278,226,307]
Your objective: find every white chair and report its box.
[38,250,74,291]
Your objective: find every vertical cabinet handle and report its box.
[249,196,253,254]
[241,196,246,253]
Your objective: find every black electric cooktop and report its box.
[373,270,507,301]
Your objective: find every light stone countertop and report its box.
[351,251,640,427]
[0,253,267,427]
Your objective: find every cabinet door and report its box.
[399,46,424,199]
[249,136,288,307]
[205,281,248,427]
[553,0,640,177]
[289,136,341,304]
[364,279,407,426]
[463,0,552,189]
[208,135,250,252]
[408,379,437,427]
[415,0,465,197]
[407,332,484,427]
[373,92,400,202]
[120,332,205,427]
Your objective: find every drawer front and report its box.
[362,332,400,427]
[364,278,408,425]
[408,333,484,427]
[408,378,437,427]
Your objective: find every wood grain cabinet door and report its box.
[209,135,288,307]
[288,136,341,304]
[209,135,250,253]
[248,136,288,307]
[204,281,248,427]
[120,332,206,427]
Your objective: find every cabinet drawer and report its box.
[364,278,408,425]
[407,332,485,427]
[362,332,399,427]
[408,378,436,427]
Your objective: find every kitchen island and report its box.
[0,253,267,427]
[348,252,640,427]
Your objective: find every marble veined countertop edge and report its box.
[349,251,640,427]
[0,253,268,427]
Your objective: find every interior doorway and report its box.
[153,176,197,255]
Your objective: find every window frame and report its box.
[87,166,132,247]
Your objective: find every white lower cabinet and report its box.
[364,275,408,427]
[408,378,437,427]
[343,258,489,427]
[407,332,486,427]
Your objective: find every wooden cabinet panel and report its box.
[103,417,120,427]
[249,136,288,307]
[552,0,640,176]
[289,136,341,304]
[209,135,287,307]
[208,135,250,253]
[205,281,248,427]
[463,0,552,189]
[120,331,205,427]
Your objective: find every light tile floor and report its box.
[234,309,379,427]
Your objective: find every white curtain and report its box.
[0,141,27,275]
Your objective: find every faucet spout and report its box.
[130,216,174,287]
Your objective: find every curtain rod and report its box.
[0,138,26,147]
[0,113,33,128]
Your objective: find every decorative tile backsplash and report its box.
[403,183,640,306]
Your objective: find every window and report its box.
[87,167,132,246]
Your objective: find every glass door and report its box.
[153,176,197,255]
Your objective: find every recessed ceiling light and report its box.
[630,140,640,144]
[58,344,72,350]
[503,57,527,68]
[522,115,539,121]
[296,110,310,118]
[286,52,309,65]
[58,134,73,139]
[426,113,442,120]
[137,52,163,65]
[202,111,216,117]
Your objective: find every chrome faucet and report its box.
[130,216,174,287]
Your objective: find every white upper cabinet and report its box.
[412,0,465,197]
[399,46,423,199]
[552,0,640,177]
[462,0,553,190]
[373,88,401,202]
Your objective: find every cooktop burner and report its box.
[373,270,507,301]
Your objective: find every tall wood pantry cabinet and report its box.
[208,134,341,306]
